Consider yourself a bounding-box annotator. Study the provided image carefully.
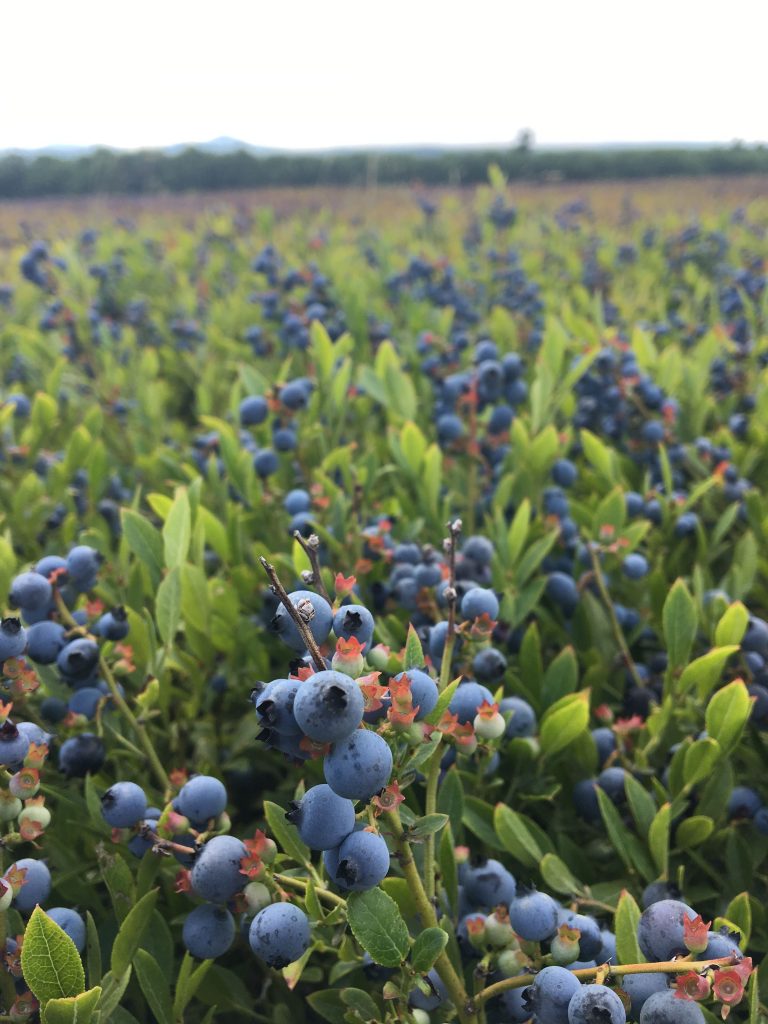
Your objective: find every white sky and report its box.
[2,0,766,151]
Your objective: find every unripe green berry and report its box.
[18,805,51,829]
[484,907,516,947]
[0,794,22,821]
[496,947,529,977]
[474,710,506,739]
[244,881,272,913]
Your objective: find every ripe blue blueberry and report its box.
[94,607,130,641]
[45,908,86,953]
[641,882,680,909]
[25,621,66,664]
[552,459,578,488]
[472,646,507,683]
[177,776,228,825]
[35,555,67,582]
[183,903,235,959]
[9,572,52,612]
[726,785,763,819]
[449,681,494,724]
[128,818,159,858]
[462,859,517,909]
[509,890,559,941]
[597,767,627,804]
[546,572,580,616]
[622,554,649,580]
[409,968,449,1011]
[8,858,51,911]
[293,670,364,742]
[285,784,355,850]
[190,835,248,904]
[391,670,438,720]
[101,781,148,828]
[332,604,375,651]
[239,395,268,426]
[702,928,742,959]
[592,727,616,767]
[500,696,537,738]
[255,679,303,735]
[58,733,105,777]
[68,688,104,719]
[0,618,27,662]
[249,903,311,968]
[620,974,669,1020]
[66,545,101,590]
[559,909,604,959]
[568,985,626,1024]
[637,899,698,960]
[57,637,100,681]
[330,829,391,890]
[639,989,704,1024]
[460,587,499,621]
[462,535,495,567]
[524,965,582,1024]
[0,722,29,767]
[271,590,333,651]
[324,729,393,800]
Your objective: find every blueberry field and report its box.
[0,171,767,1024]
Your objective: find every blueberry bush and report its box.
[0,174,766,1023]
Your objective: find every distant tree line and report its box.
[0,144,766,198]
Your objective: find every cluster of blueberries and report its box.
[2,550,133,777]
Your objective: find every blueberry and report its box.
[673,513,699,539]
[68,688,104,719]
[391,670,438,720]
[552,459,578,488]
[620,974,669,1020]
[509,890,559,941]
[183,903,235,959]
[462,859,517,909]
[641,882,680,909]
[255,679,302,736]
[546,573,580,616]
[637,899,698,960]
[128,818,160,858]
[324,729,393,800]
[597,767,627,804]
[293,670,364,743]
[66,545,101,590]
[101,782,147,828]
[461,587,499,621]
[409,968,450,1011]
[239,395,268,426]
[45,908,86,952]
[331,829,390,890]
[559,909,604,959]
[249,903,311,968]
[500,696,537,738]
[94,607,130,641]
[174,776,226,826]
[461,536,495,566]
[472,647,508,684]
[449,681,494,724]
[285,784,355,850]
[25,621,66,664]
[0,618,27,662]
[58,733,105,777]
[592,727,616,768]
[726,785,763,819]
[567,984,626,1024]
[284,488,311,515]
[8,858,51,911]
[639,989,704,1024]
[524,966,582,1024]
[190,836,248,904]
[16,722,52,748]
[57,637,100,681]
[332,604,375,651]
[702,928,742,959]
[253,448,279,478]
[622,554,648,580]
[271,590,333,651]
[9,572,52,612]
[0,722,30,767]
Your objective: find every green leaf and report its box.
[748,966,759,1024]
[494,803,542,867]
[715,602,749,646]
[437,769,464,833]
[462,797,501,849]
[162,487,191,569]
[624,775,657,837]
[662,578,698,670]
[540,691,590,756]
[614,890,645,965]
[85,913,101,990]
[425,674,462,720]
[155,566,181,645]
[580,428,616,482]
[121,509,163,586]
[678,646,739,699]
[95,969,132,1021]
[96,846,135,923]
[180,563,210,633]
[408,814,449,839]
[724,892,751,948]
[133,949,173,1024]
[541,646,578,706]
[341,988,381,1019]
[403,623,425,670]
[675,815,714,848]
[705,679,751,754]
[516,530,560,586]
[506,499,531,567]
[683,738,722,786]
[264,800,310,866]
[648,804,671,877]
[110,889,159,979]
[42,986,101,1024]
[345,889,410,967]
[410,928,448,974]
[306,990,347,1024]
[21,907,85,1004]
[439,824,459,917]
[400,421,427,475]
[597,788,655,880]
[281,946,313,990]
[540,853,582,895]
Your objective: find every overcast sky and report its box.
[3,0,766,151]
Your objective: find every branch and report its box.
[292,531,332,604]
[259,556,326,672]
